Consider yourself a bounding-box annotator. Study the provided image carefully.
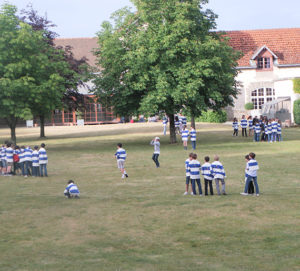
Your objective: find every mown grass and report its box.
[0,123,299,271]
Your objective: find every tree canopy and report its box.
[94,0,240,143]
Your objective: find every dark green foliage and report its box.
[245,102,254,110]
[293,99,300,125]
[197,110,227,123]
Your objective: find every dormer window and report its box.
[258,57,270,69]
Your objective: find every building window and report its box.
[257,57,271,69]
[251,88,275,109]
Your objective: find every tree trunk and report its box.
[191,114,195,128]
[6,116,18,144]
[40,115,46,138]
[167,113,177,144]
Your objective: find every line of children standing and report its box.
[184,153,226,196]
[0,142,48,177]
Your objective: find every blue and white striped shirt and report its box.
[190,129,196,141]
[19,149,25,163]
[115,148,127,160]
[175,121,180,127]
[248,120,253,129]
[201,162,213,180]
[272,121,278,133]
[65,183,80,195]
[24,147,32,161]
[1,146,6,160]
[180,116,187,125]
[255,124,261,134]
[246,159,259,177]
[211,161,226,179]
[241,119,248,128]
[232,121,239,129]
[185,158,191,177]
[6,147,13,163]
[267,123,272,133]
[38,147,48,164]
[181,129,189,141]
[162,118,168,125]
[277,124,282,134]
[188,159,201,179]
[32,150,39,167]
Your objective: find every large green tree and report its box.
[0,4,80,143]
[94,0,240,143]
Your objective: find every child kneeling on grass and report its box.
[64,180,80,198]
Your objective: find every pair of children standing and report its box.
[181,126,197,150]
[184,154,226,196]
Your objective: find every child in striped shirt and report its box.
[115,143,128,179]
[241,152,260,196]
[254,123,261,142]
[39,143,48,177]
[181,126,189,150]
[211,155,226,195]
[202,156,214,196]
[5,142,13,176]
[188,153,203,196]
[64,180,80,198]
[32,146,40,177]
[232,118,238,136]
[162,116,168,136]
[248,116,253,136]
[190,126,196,150]
[240,115,248,137]
[277,120,282,141]
[24,145,32,177]
[244,155,254,194]
[183,153,194,195]
[271,119,278,142]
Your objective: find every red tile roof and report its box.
[224,28,300,67]
[54,37,98,67]
[55,28,300,68]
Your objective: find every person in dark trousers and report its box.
[244,155,254,194]
[201,156,214,196]
[240,115,248,137]
[150,137,160,168]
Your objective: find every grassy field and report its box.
[0,122,299,271]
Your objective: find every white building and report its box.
[226,28,300,123]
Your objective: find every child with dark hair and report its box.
[188,153,203,196]
[190,126,196,150]
[184,153,194,195]
[32,146,40,177]
[64,180,80,198]
[211,155,226,195]
[244,155,254,194]
[240,115,248,137]
[241,152,260,196]
[202,156,214,195]
[248,116,253,136]
[181,125,189,150]
[39,143,48,177]
[115,143,128,179]
[232,118,239,136]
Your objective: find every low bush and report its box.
[197,110,227,123]
[293,99,300,125]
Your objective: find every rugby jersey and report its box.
[201,162,213,180]
[277,123,282,134]
[188,159,201,180]
[255,123,261,134]
[241,119,248,128]
[248,120,253,129]
[32,150,39,167]
[175,120,180,127]
[265,123,269,134]
[1,146,6,160]
[5,147,13,163]
[246,159,259,177]
[162,118,168,125]
[38,147,48,164]
[272,121,278,133]
[65,183,80,195]
[190,129,196,141]
[232,121,239,129]
[185,158,191,177]
[181,116,187,125]
[181,129,189,140]
[211,161,226,179]
[115,148,127,160]
[24,147,32,161]
[19,148,25,163]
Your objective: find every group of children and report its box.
[184,153,226,196]
[0,142,48,177]
[232,115,282,142]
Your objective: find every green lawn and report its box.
[0,123,299,271]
